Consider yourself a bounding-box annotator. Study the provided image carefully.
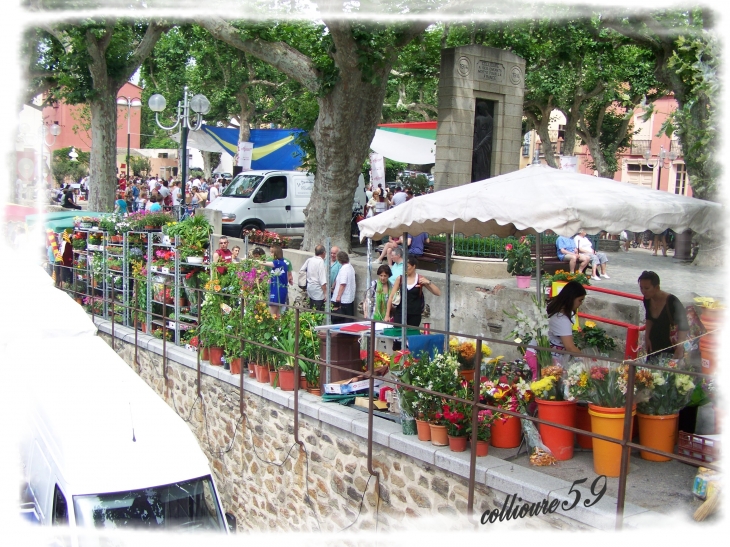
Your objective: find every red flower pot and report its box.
[278,369,295,391]
[536,399,577,461]
[576,402,593,450]
[475,440,489,457]
[491,415,522,448]
[201,346,209,361]
[448,435,468,452]
[254,364,269,383]
[248,361,256,378]
[269,370,279,387]
[208,346,224,366]
[230,358,242,375]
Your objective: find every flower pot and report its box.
[551,281,567,297]
[300,375,308,390]
[144,225,155,231]
[401,416,417,435]
[415,419,431,441]
[230,358,242,375]
[248,362,256,378]
[448,435,468,452]
[699,335,719,374]
[278,369,296,391]
[209,346,224,366]
[637,413,679,462]
[536,399,577,460]
[516,275,531,289]
[699,307,723,333]
[491,415,522,448]
[201,346,209,361]
[306,387,322,397]
[459,369,475,382]
[429,424,448,446]
[269,370,279,388]
[575,402,593,450]
[475,440,489,457]
[254,364,270,384]
[588,404,636,477]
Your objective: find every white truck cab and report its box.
[207,169,366,238]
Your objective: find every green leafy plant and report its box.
[503,236,534,276]
[573,322,617,354]
[635,359,696,415]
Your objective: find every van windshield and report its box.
[73,476,225,532]
[221,174,264,197]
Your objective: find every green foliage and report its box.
[129,156,152,177]
[52,147,90,185]
[573,324,617,354]
[503,237,534,276]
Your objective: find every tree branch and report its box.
[117,22,171,86]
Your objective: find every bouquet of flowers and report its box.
[566,362,591,400]
[503,236,534,276]
[448,337,492,370]
[504,297,551,369]
[359,350,391,371]
[544,269,591,286]
[480,372,533,422]
[530,365,576,401]
[586,362,636,408]
[635,358,696,415]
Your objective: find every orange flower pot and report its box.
[448,435,468,452]
[248,362,256,378]
[588,404,635,477]
[229,358,242,375]
[269,370,279,387]
[699,335,719,374]
[415,419,431,441]
[201,346,209,361]
[575,403,593,450]
[278,369,296,391]
[459,369,475,382]
[491,415,521,448]
[536,399,577,460]
[209,346,224,366]
[254,364,270,383]
[475,440,489,457]
[637,413,679,462]
[429,424,448,446]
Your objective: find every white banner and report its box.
[370,152,385,186]
[237,141,254,170]
[560,155,578,172]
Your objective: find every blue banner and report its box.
[202,126,306,170]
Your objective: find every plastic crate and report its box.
[678,432,720,463]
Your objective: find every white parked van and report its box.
[207,169,366,239]
[19,336,233,540]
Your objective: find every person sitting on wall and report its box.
[555,234,589,275]
[574,229,609,280]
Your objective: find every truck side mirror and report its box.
[225,512,237,533]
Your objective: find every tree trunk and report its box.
[580,132,616,179]
[88,93,119,212]
[201,151,221,179]
[302,74,387,252]
[534,111,558,168]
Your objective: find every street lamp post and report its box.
[148,86,210,217]
[116,96,142,181]
[643,146,678,191]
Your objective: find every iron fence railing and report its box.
[51,261,719,530]
[428,233,597,259]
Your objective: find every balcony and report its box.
[629,139,651,156]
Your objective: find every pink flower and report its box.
[505,244,513,251]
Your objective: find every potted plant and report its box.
[391,350,418,435]
[448,337,492,381]
[474,409,495,456]
[573,321,617,355]
[503,236,534,288]
[481,357,533,449]
[71,232,87,251]
[530,365,578,460]
[545,269,591,296]
[504,297,552,374]
[165,215,212,262]
[635,359,696,461]
[442,382,471,452]
[273,326,298,391]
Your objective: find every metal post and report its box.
[401,232,408,349]
[126,126,131,181]
[615,361,636,530]
[467,337,483,513]
[444,233,451,352]
[535,232,543,305]
[325,237,332,385]
[180,123,189,217]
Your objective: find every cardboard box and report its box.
[354,397,388,411]
[323,378,383,395]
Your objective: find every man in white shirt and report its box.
[170,180,181,205]
[304,245,328,311]
[391,186,408,206]
[332,251,356,324]
[574,229,610,280]
[208,181,220,202]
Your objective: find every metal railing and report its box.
[51,262,719,530]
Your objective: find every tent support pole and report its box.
[535,232,542,305]
[402,232,408,350]
[444,233,451,352]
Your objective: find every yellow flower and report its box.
[585,321,596,328]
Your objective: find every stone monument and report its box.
[434,45,526,190]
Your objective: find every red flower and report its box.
[505,243,513,251]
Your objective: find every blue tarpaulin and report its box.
[200,126,306,171]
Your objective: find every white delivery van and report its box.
[207,169,366,239]
[19,336,234,540]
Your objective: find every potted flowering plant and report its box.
[504,297,551,372]
[474,408,495,456]
[634,358,696,461]
[481,357,533,448]
[441,387,472,452]
[530,365,579,460]
[544,269,591,296]
[503,236,534,286]
[573,321,617,354]
[71,232,87,250]
[242,228,292,248]
[448,337,491,378]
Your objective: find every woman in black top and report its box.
[638,270,689,362]
[385,256,440,327]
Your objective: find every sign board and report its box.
[237,141,254,170]
[369,153,385,187]
[560,156,578,172]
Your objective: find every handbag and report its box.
[392,288,401,306]
[297,258,310,290]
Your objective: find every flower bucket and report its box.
[230,358,242,375]
[448,435,468,452]
[278,369,295,391]
[459,369,475,382]
[699,335,719,374]
[588,404,635,477]
[516,275,531,289]
[415,419,431,441]
[430,424,448,446]
[491,416,521,448]
[637,413,679,462]
[536,399,577,460]
[255,364,270,383]
[209,346,224,366]
[475,440,489,457]
[401,416,417,435]
[551,281,567,297]
[575,402,593,450]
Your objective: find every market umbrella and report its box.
[357,163,722,240]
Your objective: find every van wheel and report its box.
[241,223,261,238]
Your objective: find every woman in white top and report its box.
[546,280,587,355]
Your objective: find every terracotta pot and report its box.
[637,412,679,462]
[75,297,83,305]
[230,358,242,375]
[429,423,448,446]
[254,364,270,383]
[269,370,280,387]
[516,275,531,288]
[140,322,147,334]
[300,375,308,390]
[491,415,522,448]
[448,435,468,452]
[536,399,577,461]
[699,335,719,374]
[306,387,322,397]
[415,419,431,441]
[475,440,489,457]
[209,346,224,366]
[575,402,593,450]
[248,362,256,378]
[278,369,296,391]
[459,369,475,382]
[588,404,636,477]
[201,346,209,361]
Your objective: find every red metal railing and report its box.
[580,286,646,360]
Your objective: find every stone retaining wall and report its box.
[97,326,601,533]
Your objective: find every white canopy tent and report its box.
[358,163,723,330]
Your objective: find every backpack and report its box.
[298,258,310,290]
[163,192,173,207]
